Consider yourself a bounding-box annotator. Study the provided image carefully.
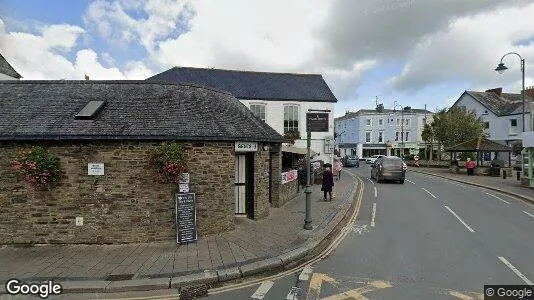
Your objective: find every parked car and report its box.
[346,156,360,167]
[368,155,384,164]
[370,156,407,184]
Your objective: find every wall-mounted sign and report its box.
[306,113,329,132]
[179,173,190,184]
[324,137,334,154]
[281,170,298,184]
[235,142,258,152]
[176,193,197,244]
[87,163,104,176]
[179,183,189,193]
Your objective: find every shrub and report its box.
[151,141,188,184]
[11,146,61,189]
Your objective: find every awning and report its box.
[282,145,316,156]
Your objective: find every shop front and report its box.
[389,142,421,157]
[362,143,387,157]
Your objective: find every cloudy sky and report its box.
[1,0,533,117]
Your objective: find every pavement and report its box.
[408,166,534,205]
[200,165,534,299]
[0,172,360,296]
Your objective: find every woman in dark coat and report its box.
[321,167,334,201]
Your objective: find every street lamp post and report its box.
[393,101,404,157]
[495,52,526,132]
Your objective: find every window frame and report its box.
[283,105,300,134]
[365,131,372,143]
[249,103,267,122]
[378,118,383,126]
[378,131,384,143]
[366,118,372,126]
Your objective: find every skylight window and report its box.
[75,101,106,119]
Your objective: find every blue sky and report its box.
[1,0,533,118]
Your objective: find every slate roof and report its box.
[445,137,511,152]
[0,80,283,142]
[0,53,21,79]
[146,67,338,102]
[464,91,534,116]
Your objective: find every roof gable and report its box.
[0,81,283,142]
[0,53,21,79]
[146,67,338,102]
[463,90,534,116]
[445,137,511,152]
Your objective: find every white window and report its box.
[510,119,517,127]
[378,131,384,143]
[405,132,410,141]
[404,119,410,126]
[250,104,266,122]
[396,119,400,126]
[365,131,371,143]
[378,119,383,126]
[395,132,400,141]
[283,105,299,134]
[366,118,372,126]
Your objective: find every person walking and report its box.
[333,158,343,181]
[466,157,475,176]
[321,167,334,201]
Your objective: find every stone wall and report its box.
[0,141,236,244]
[280,178,300,206]
[253,148,271,219]
[270,151,282,207]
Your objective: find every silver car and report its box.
[370,156,407,184]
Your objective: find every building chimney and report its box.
[526,86,534,99]
[84,75,90,81]
[485,87,502,96]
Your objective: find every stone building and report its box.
[0,80,282,244]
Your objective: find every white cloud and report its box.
[0,18,152,80]
[389,2,534,92]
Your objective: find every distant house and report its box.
[0,53,22,80]
[451,87,534,148]
[0,80,283,244]
[147,67,338,167]
[334,105,434,158]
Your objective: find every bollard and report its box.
[503,170,507,179]
[517,171,521,181]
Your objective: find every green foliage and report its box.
[12,146,61,189]
[283,130,301,144]
[511,140,523,155]
[458,152,476,161]
[421,123,433,143]
[151,142,188,183]
[430,107,485,148]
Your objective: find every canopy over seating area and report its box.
[445,136,512,167]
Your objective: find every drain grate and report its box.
[179,284,208,300]
[105,274,135,281]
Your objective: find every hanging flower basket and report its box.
[151,142,188,184]
[11,146,62,190]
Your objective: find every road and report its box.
[34,164,534,299]
[205,163,534,299]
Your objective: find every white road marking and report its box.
[371,203,377,227]
[406,179,415,184]
[285,286,301,300]
[444,206,475,233]
[523,211,534,219]
[498,256,534,285]
[251,281,274,299]
[374,186,377,198]
[298,265,313,281]
[484,192,511,204]
[367,178,373,184]
[422,188,437,199]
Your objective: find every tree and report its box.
[431,107,485,150]
[421,123,434,161]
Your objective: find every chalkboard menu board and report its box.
[176,193,197,244]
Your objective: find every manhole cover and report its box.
[105,274,135,281]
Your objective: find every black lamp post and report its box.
[495,52,526,132]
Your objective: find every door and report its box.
[235,155,246,214]
[245,153,255,219]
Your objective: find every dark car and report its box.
[345,156,360,167]
[370,156,407,184]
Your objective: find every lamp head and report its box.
[495,62,508,74]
